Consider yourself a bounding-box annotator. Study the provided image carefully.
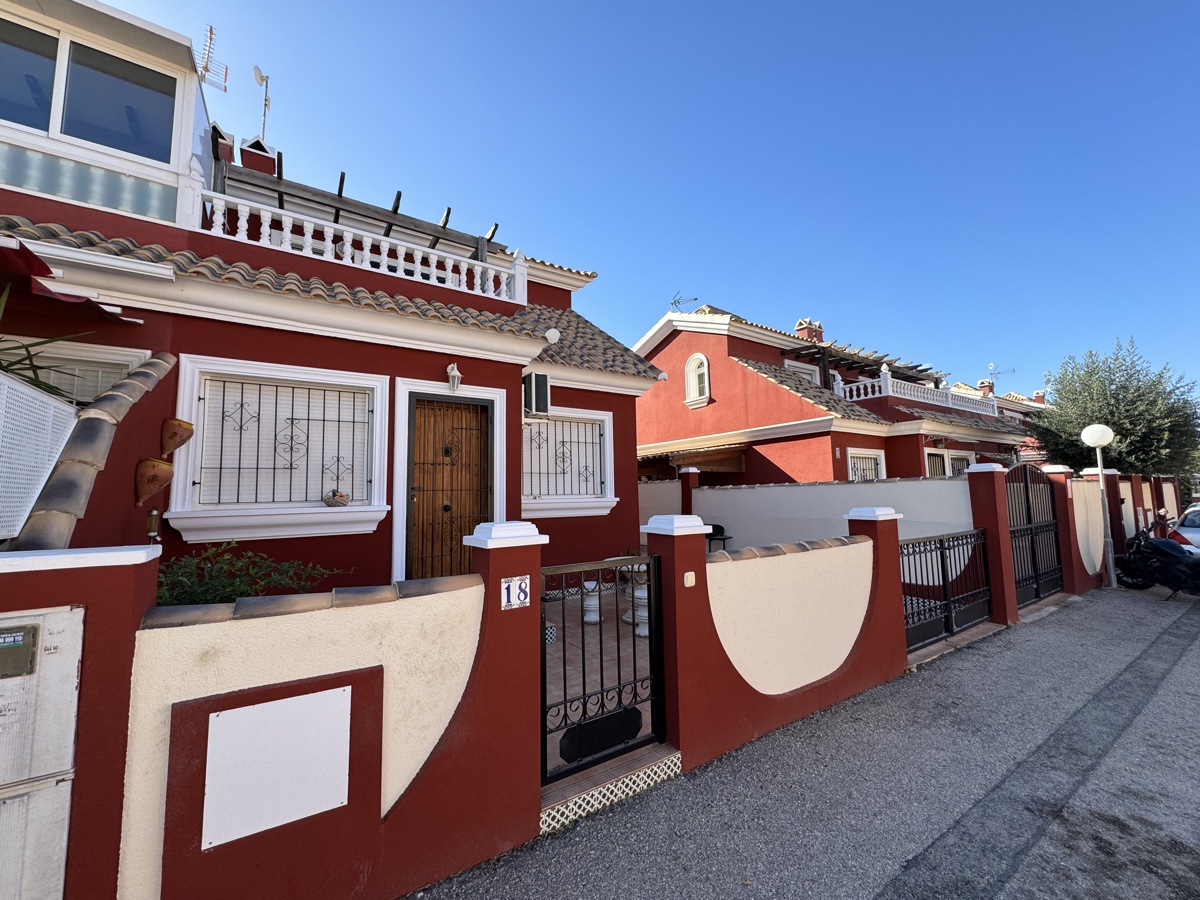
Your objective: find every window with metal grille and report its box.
[522,417,605,498]
[198,378,372,505]
[926,452,948,477]
[951,456,972,476]
[849,453,881,481]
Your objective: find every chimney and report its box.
[239,137,276,175]
[210,122,235,164]
[1033,390,1046,405]
[976,378,994,397]
[795,317,824,342]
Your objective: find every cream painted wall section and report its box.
[1164,485,1181,520]
[1072,479,1105,576]
[117,584,484,900]
[638,480,682,523]
[1120,481,1135,539]
[707,541,873,695]
[693,479,972,548]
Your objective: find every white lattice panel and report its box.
[0,372,76,539]
[540,752,681,835]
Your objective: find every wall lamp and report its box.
[447,363,462,392]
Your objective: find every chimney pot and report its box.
[794,317,824,342]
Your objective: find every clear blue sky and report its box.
[114,0,1200,396]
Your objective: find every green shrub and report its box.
[157,542,347,606]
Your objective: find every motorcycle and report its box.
[1115,515,1200,599]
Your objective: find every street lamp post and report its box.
[1081,424,1117,587]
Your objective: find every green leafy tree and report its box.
[1029,339,1200,476]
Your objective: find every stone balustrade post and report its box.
[967,463,1020,625]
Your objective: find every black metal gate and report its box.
[900,529,991,650]
[1006,464,1063,606]
[540,556,665,784]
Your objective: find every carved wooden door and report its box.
[406,396,492,579]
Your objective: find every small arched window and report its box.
[684,353,710,408]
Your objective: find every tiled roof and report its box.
[690,305,944,381]
[733,358,889,424]
[894,405,1027,436]
[0,216,657,381]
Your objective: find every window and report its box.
[848,449,885,482]
[926,452,947,477]
[0,16,177,165]
[521,405,617,518]
[951,455,972,477]
[684,353,710,408]
[783,358,821,385]
[61,44,175,163]
[0,337,150,406]
[167,356,390,542]
[0,19,57,131]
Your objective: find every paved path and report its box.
[415,587,1200,899]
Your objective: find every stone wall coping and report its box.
[844,506,904,521]
[640,514,712,536]
[463,521,549,548]
[694,474,965,491]
[706,534,869,564]
[0,544,161,574]
[966,463,1006,473]
[144,573,484,629]
[1041,465,1074,474]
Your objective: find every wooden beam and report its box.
[382,191,402,238]
[224,167,508,253]
[331,171,346,225]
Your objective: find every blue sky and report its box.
[115,0,1199,395]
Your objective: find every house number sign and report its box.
[500,575,531,610]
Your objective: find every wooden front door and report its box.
[407,396,493,579]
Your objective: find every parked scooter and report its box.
[1115,513,1200,599]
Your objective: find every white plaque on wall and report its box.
[202,685,352,849]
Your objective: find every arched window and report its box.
[684,353,710,408]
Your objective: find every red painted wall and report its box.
[830,432,886,482]
[636,330,832,447]
[0,556,159,900]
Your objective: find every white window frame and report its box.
[684,352,710,409]
[925,449,975,477]
[847,448,886,482]
[783,358,821,385]
[392,376,506,583]
[166,355,391,543]
[0,336,150,404]
[0,11,191,177]
[949,452,976,476]
[522,404,617,519]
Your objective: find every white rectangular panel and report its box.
[202,685,352,848]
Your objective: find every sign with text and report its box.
[500,575,531,610]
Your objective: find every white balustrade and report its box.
[197,190,526,304]
[840,373,999,416]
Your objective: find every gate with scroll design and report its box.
[1006,464,1063,605]
[406,396,492,579]
[541,556,665,784]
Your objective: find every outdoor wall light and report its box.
[447,363,462,392]
[1081,424,1116,587]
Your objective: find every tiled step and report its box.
[539,742,681,835]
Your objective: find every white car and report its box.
[1168,505,1200,550]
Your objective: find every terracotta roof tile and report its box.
[733,358,889,424]
[894,405,1027,436]
[0,216,657,380]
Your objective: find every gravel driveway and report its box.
[414,587,1200,899]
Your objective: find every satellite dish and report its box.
[253,65,267,87]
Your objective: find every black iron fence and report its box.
[540,556,665,784]
[900,529,991,650]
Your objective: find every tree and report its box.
[1029,339,1200,476]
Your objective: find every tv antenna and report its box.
[253,65,271,141]
[985,362,1015,380]
[670,291,700,311]
[196,26,227,93]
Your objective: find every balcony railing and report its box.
[197,191,528,305]
[836,365,998,416]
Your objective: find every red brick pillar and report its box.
[679,467,700,516]
[1043,465,1095,596]
[1127,474,1146,533]
[1150,476,1167,523]
[967,463,1020,625]
[641,514,710,762]
[844,507,909,679]
[1105,470,1125,548]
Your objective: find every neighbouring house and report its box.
[633,306,1028,485]
[0,0,659,580]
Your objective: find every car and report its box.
[1168,504,1200,549]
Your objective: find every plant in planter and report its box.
[0,283,84,400]
[157,541,348,606]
